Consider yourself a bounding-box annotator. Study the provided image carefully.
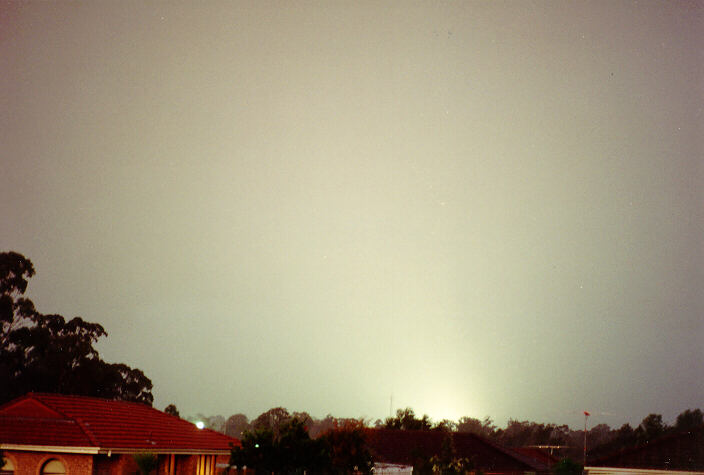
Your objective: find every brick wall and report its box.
[216,454,230,473]
[3,451,230,475]
[176,454,198,474]
[3,450,93,475]
[93,453,139,474]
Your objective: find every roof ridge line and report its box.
[71,415,101,447]
[24,393,71,419]
[471,434,547,471]
[9,394,100,448]
[444,431,548,472]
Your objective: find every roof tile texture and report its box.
[0,393,239,452]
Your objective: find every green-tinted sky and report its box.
[1,1,702,428]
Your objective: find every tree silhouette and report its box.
[384,407,432,430]
[637,414,667,443]
[225,413,250,438]
[0,251,153,405]
[675,409,703,432]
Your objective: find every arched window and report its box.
[40,459,66,475]
[0,456,15,475]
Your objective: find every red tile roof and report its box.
[0,416,93,447]
[0,393,239,454]
[513,447,559,467]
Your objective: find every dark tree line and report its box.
[228,411,373,474]
[192,407,366,441]
[377,407,704,463]
[586,409,704,461]
[191,404,704,470]
[0,251,153,405]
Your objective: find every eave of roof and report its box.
[0,444,99,454]
[0,444,231,456]
[96,448,232,455]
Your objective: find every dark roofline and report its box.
[365,428,549,472]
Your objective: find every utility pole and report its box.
[583,411,590,468]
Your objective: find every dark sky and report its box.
[1,1,702,428]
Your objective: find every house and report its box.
[365,429,549,473]
[513,446,560,468]
[0,393,239,474]
[587,425,704,474]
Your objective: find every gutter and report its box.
[0,444,100,454]
[0,444,230,456]
[96,448,231,455]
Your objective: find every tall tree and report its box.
[675,409,703,431]
[320,421,374,474]
[252,407,292,436]
[230,416,329,473]
[225,413,251,438]
[384,407,432,430]
[456,416,496,438]
[637,414,667,443]
[0,251,153,405]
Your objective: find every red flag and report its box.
[584,411,590,416]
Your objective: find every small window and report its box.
[1,456,15,474]
[41,459,66,475]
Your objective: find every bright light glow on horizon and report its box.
[391,379,480,424]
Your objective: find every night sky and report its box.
[1,1,702,428]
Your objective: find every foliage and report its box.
[319,420,374,473]
[456,416,495,438]
[225,413,251,438]
[133,452,158,474]
[433,419,457,432]
[189,413,226,432]
[638,413,666,442]
[0,251,153,405]
[230,416,373,474]
[587,409,702,462]
[207,414,226,432]
[426,433,476,474]
[587,423,635,461]
[223,404,704,469]
[230,417,328,473]
[675,409,703,431]
[251,407,292,435]
[164,404,180,417]
[493,419,570,449]
[552,458,582,475]
[230,426,276,472]
[385,407,432,431]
